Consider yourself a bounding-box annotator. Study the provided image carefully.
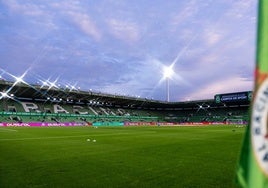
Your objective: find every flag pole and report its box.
[236,1,268,187]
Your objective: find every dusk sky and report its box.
[0,0,257,102]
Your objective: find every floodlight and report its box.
[1,92,8,98]
[50,82,56,88]
[71,85,75,91]
[0,91,14,100]
[163,65,175,102]
[11,70,29,88]
[16,77,23,83]
[163,65,174,79]
[40,80,49,88]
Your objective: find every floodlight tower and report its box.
[163,65,174,102]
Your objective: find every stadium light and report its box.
[0,91,13,100]
[48,80,59,90]
[0,91,8,98]
[40,80,48,88]
[163,65,174,102]
[163,66,174,79]
[15,76,23,83]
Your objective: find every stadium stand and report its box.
[0,80,250,126]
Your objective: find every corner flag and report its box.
[236,0,268,187]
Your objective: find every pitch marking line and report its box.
[0,134,91,141]
[0,128,18,132]
[0,132,154,141]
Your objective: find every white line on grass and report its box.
[0,132,153,141]
[0,134,91,141]
[0,128,18,132]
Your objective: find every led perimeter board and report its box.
[214,91,252,104]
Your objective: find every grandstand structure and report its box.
[0,80,250,126]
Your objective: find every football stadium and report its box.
[0,79,249,187]
[2,0,268,188]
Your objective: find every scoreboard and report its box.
[214,91,252,104]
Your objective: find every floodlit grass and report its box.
[0,125,245,188]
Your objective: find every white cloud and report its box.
[49,1,102,40]
[183,76,253,100]
[67,12,101,41]
[206,31,222,46]
[107,19,140,43]
[225,0,256,20]
[3,0,45,16]
[170,0,199,27]
[50,1,81,12]
[99,56,164,97]
[200,20,228,47]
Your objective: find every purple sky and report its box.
[0,0,257,101]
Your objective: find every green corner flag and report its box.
[236,0,268,187]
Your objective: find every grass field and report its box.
[0,125,245,188]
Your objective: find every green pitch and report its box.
[0,126,245,188]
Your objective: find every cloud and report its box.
[2,0,59,33]
[204,30,223,46]
[225,0,256,20]
[50,1,81,12]
[181,76,253,101]
[3,0,45,16]
[107,19,140,43]
[49,1,102,40]
[67,12,101,41]
[170,0,199,27]
[98,56,163,97]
